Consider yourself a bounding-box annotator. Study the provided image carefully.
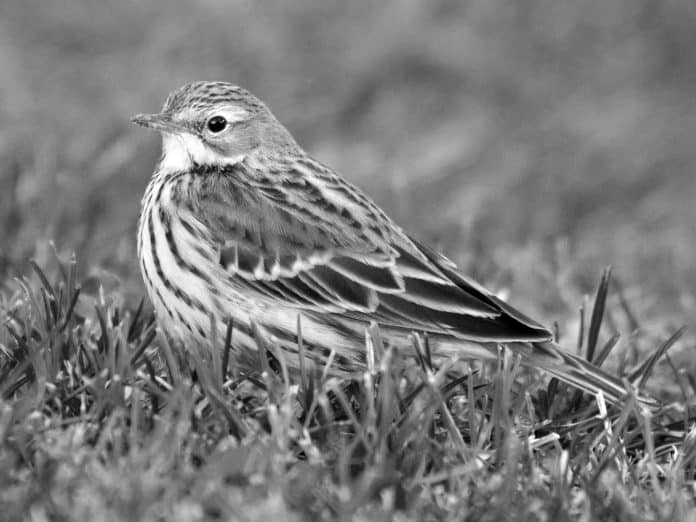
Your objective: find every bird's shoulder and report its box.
[180,156,403,279]
[192,155,408,252]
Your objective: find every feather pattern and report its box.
[191,157,545,335]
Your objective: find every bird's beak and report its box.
[131,113,187,133]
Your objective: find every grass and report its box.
[3,1,696,519]
[1,250,695,521]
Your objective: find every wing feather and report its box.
[328,256,404,293]
[195,158,551,342]
[398,277,498,317]
[391,246,451,284]
[307,265,379,312]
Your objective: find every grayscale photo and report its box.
[1,1,695,520]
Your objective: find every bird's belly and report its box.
[138,202,255,346]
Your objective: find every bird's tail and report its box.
[435,338,658,408]
[514,340,658,408]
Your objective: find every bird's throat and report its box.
[158,133,244,174]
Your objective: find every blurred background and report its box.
[1,0,695,381]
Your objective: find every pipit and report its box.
[132,81,646,405]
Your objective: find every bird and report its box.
[132,81,648,406]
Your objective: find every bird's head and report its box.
[132,81,299,172]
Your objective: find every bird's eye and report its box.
[207,116,227,133]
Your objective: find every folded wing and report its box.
[198,159,552,343]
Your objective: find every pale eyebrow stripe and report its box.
[206,105,251,124]
[176,106,250,126]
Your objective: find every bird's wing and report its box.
[198,159,551,342]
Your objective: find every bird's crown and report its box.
[161,81,266,116]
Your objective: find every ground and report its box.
[1,1,696,520]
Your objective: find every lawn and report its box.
[2,1,696,520]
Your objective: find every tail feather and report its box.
[519,341,658,408]
[436,338,658,407]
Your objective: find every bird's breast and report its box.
[137,174,254,344]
